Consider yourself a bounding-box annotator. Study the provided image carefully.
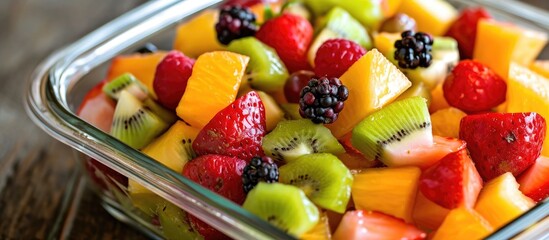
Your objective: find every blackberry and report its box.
[394,30,434,69]
[242,156,279,193]
[299,77,349,124]
[215,5,258,45]
[135,43,158,54]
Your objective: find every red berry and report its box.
[314,39,367,78]
[445,7,491,59]
[85,158,128,190]
[188,214,230,240]
[283,70,315,103]
[153,50,195,110]
[518,156,549,202]
[255,13,313,72]
[443,60,506,113]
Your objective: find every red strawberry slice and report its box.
[255,13,313,72]
[445,7,491,59]
[153,50,195,110]
[420,149,483,209]
[192,91,266,161]
[333,210,426,240]
[460,112,546,181]
[517,156,549,202]
[77,80,115,132]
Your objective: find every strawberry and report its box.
[460,112,546,181]
[188,214,230,240]
[77,80,115,132]
[314,39,367,78]
[192,91,266,161]
[333,210,426,240]
[255,13,313,72]
[517,156,549,202]
[153,50,195,110]
[445,7,491,59]
[419,149,483,209]
[443,60,506,113]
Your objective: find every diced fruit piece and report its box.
[215,5,258,45]
[279,153,353,213]
[337,133,379,170]
[430,107,466,138]
[443,60,507,113]
[142,98,178,125]
[280,1,311,21]
[188,214,228,240]
[102,73,148,101]
[257,91,284,132]
[280,103,302,120]
[84,158,128,191]
[301,212,331,240]
[412,191,449,230]
[517,156,549,202]
[243,182,319,237]
[298,77,349,124]
[352,167,421,222]
[106,52,167,99]
[395,82,431,106]
[129,121,199,194]
[379,13,417,33]
[192,91,266,162]
[460,112,546,181]
[429,82,451,113]
[445,7,492,59]
[283,70,315,104]
[242,156,279,193]
[473,19,548,79]
[176,51,249,129]
[77,80,115,132]
[420,149,483,209]
[182,154,247,204]
[153,50,195,110]
[432,207,493,240]
[314,39,367,78]
[327,49,411,138]
[227,37,289,92]
[382,0,403,18]
[255,13,313,72]
[397,0,457,36]
[303,0,384,30]
[474,172,535,229]
[262,119,344,162]
[333,210,426,240]
[173,10,224,58]
[507,63,549,156]
[110,91,167,149]
[530,60,549,79]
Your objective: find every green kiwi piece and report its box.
[351,96,432,167]
[143,98,177,125]
[132,193,203,240]
[279,153,352,213]
[103,73,149,101]
[111,91,168,149]
[262,119,345,162]
[243,182,319,237]
[227,37,289,92]
[280,103,302,120]
[303,0,384,30]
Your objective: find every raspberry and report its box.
[299,77,349,124]
[443,60,507,113]
[445,7,491,59]
[394,30,433,69]
[314,39,367,78]
[153,50,195,110]
[242,156,279,193]
[215,5,258,45]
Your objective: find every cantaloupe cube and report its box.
[530,60,549,79]
[473,19,547,79]
[173,9,225,58]
[396,0,457,36]
[412,191,450,230]
[432,207,493,240]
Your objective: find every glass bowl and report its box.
[25,0,549,239]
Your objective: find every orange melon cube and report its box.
[396,0,457,36]
[412,191,450,230]
[473,19,548,79]
[301,212,331,240]
[530,60,549,79]
[474,172,535,229]
[430,107,466,138]
[432,207,493,240]
[428,82,450,113]
[173,9,225,58]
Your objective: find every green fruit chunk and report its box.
[227,37,289,92]
[304,0,384,30]
[243,182,319,237]
[280,103,302,120]
[262,119,345,162]
[143,98,177,125]
[279,153,353,213]
[103,73,148,101]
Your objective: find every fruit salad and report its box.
[78,0,549,239]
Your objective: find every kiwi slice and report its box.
[111,91,168,149]
[132,193,203,240]
[243,182,319,237]
[279,153,352,213]
[227,37,289,92]
[143,98,177,125]
[103,73,149,101]
[351,96,433,167]
[262,119,345,162]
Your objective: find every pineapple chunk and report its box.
[352,167,420,222]
[412,191,450,230]
[474,172,535,229]
[430,107,467,138]
[397,0,457,36]
[173,9,225,58]
[530,60,549,79]
[433,207,493,240]
[257,91,284,132]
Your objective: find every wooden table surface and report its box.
[0,0,548,239]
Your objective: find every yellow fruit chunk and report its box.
[475,172,535,229]
[301,211,331,240]
[173,10,225,58]
[430,107,466,138]
[327,49,411,138]
[473,20,548,79]
[373,32,400,63]
[106,52,167,99]
[530,60,549,79]
[250,2,283,24]
[177,51,249,129]
[257,91,284,132]
[432,207,493,240]
[507,63,549,156]
[428,82,450,113]
[352,167,420,222]
[412,191,450,230]
[129,121,199,194]
[396,0,457,36]
[382,0,403,18]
